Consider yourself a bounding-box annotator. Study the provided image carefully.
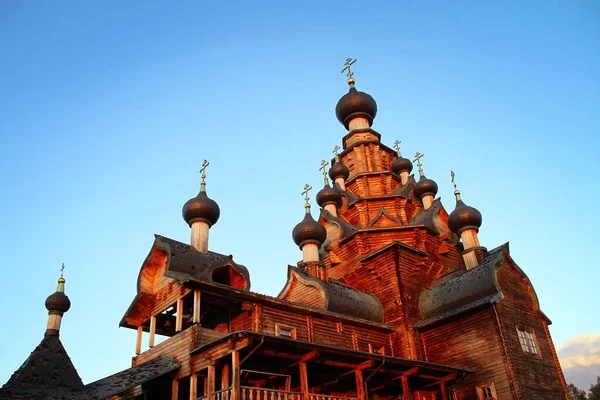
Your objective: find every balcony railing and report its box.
[198,386,359,400]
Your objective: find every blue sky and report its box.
[1,0,598,388]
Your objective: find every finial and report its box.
[451,170,462,200]
[199,160,209,192]
[341,58,357,86]
[332,145,341,161]
[414,152,425,177]
[320,160,330,185]
[393,140,402,157]
[57,263,66,291]
[302,184,313,212]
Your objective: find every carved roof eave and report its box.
[184,274,395,332]
[339,224,438,246]
[319,209,358,239]
[360,240,428,263]
[415,244,509,329]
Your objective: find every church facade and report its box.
[1,64,569,400]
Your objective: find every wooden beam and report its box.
[176,298,184,332]
[190,374,198,400]
[355,369,365,400]
[193,290,201,324]
[440,380,448,400]
[222,364,230,398]
[149,316,156,348]
[231,351,240,400]
[299,362,309,400]
[403,367,420,377]
[324,360,371,369]
[208,365,216,400]
[401,376,410,400]
[285,350,319,369]
[136,326,143,355]
[262,350,301,360]
[172,377,179,400]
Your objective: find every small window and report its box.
[476,383,497,400]
[526,331,538,355]
[275,323,296,339]
[518,329,529,352]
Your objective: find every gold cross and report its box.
[332,145,341,158]
[341,58,357,83]
[200,160,209,184]
[414,152,425,175]
[302,184,312,205]
[393,140,402,156]
[451,170,457,190]
[60,263,65,278]
[320,160,329,184]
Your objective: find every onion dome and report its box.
[316,184,342,208]
[329,161,350,181]
[448,198,482,235]
[413,175,438,200]
[392,156,413,175]
[335,86,378,130]
[292,212,327,248]
[45,276,71,315]
[182,190,220,227]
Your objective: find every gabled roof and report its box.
[85,354,180,399]
[415,244,507,328]
[0,332,86,400]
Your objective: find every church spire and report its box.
[317,160,342,217]
[392,140,413,185]
[182,160,221,253]
[336,59,378,132]
[448,171,483,269]
[45,264,71,336]
[292,184,326,263]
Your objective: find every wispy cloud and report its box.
[558,333,600,390]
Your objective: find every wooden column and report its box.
[207,365,216,400]
[299,362,309,400]
[231,351,240,400]
[176,298,184,332]
[193,290,201,324]
[136,326,143,355]
[190,374,198,400]
[149,316,156,348]
[401,376,410,400]
[221,364,230,400]
[172,377,179,400]
[355,370,365,400]
[440,380,448,400]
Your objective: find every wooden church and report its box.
[0,61,570,400]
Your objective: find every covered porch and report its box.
[175,331,469,400]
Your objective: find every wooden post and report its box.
[193,290,201,324]
[172,377,179,400]
[355,369,365,400]
[176,298,184,332]
[401,376,410,400]
[221,364,230,400]
[299,362,309,400]
[440,380,448,400]
[149,316,156,348]
[207,365,216,400]
[190,374,198,400]
[136,326,143,355]
[203,377,208,397]
[231,351,240,400]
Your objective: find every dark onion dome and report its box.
[392,156,413,175]
[329,161,350,181]
[45,280,71,315]
[182,190,220,227]
[448,196,483,235]
[413,175,439,200]
[316,184,342,208]
[335,86,378,130]
[292,212,327,249]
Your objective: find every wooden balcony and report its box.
[198,386,358,400]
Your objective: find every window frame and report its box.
[476,382,497,400]
[515,326,542,357]
[275,323,297,339]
